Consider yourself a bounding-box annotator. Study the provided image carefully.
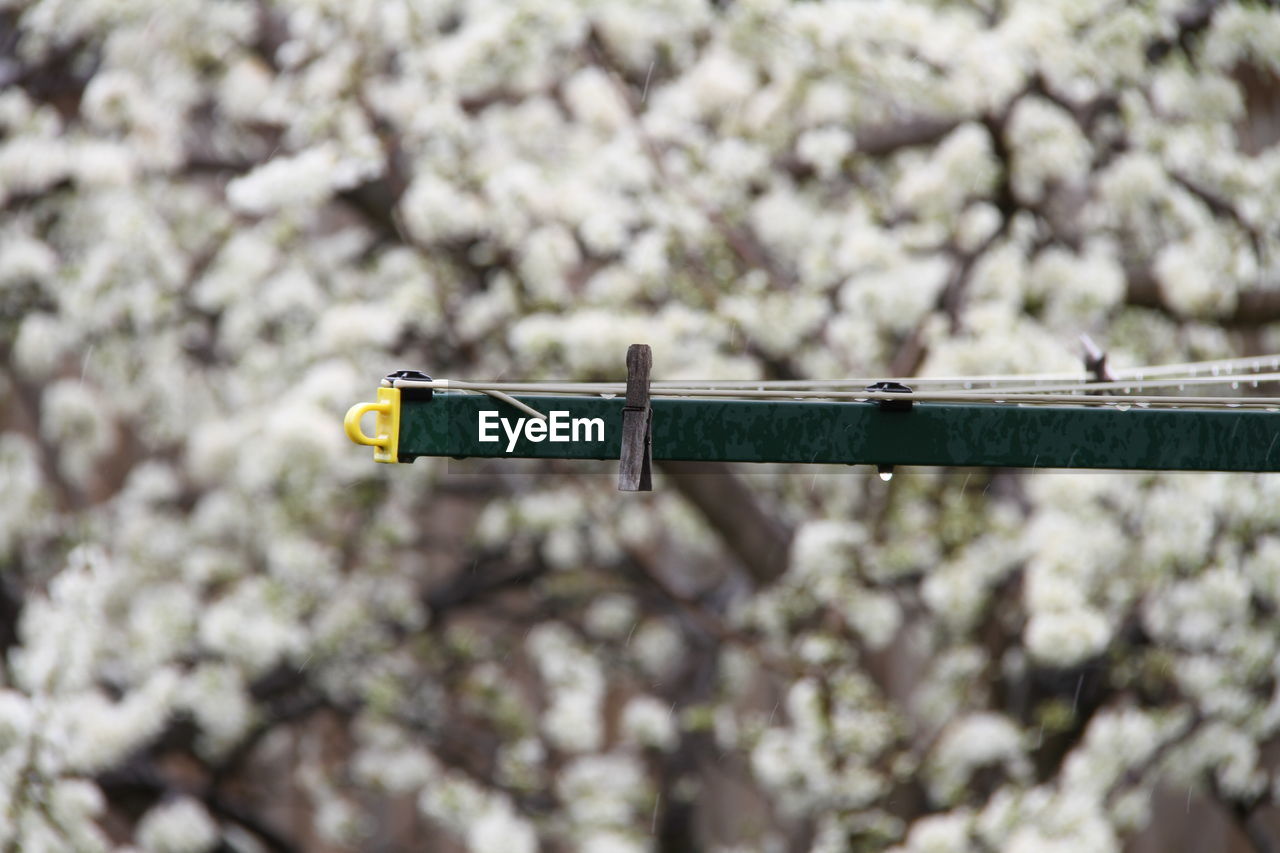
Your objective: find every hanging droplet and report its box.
[1116,403,1131,412]
[600,393,616,399]
[877,464,894,482]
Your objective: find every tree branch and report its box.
[97,762,299,853]
[1126,266,1280,327]
[1146,0,1225,63]
[657,462,793,587]
[855,115,964,156]
[423,553,550,620]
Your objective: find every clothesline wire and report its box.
[392,378,1280,411]
[411,372,1280,394]
[950,372,1280,397]
[394,353,1280,391]
[386,352,1280,413]
[1109,352,1280,380]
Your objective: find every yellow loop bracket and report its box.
[344,386,401,463]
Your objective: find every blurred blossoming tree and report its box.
[2,0,1280,850]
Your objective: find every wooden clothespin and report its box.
[1080,334,1114,383]
[618,344,653,491]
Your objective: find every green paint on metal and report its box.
[396,393,1280,472]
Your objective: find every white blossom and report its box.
[528,624,606,752]
[564,66,632,131]
[896,811,973,853]
[180,664,254,758]
[0,136,71,199]
[580,831,649,853]
[796,127,853,180]
[467,798,539,853]
[0,690,35,750]
[399,173,487,244]
[1006,97,1091,203]
[621,695,678,751]
[136,797,219,853]
[1154,233,1237,317]
[585,594,638,639]
[557,753,648,827]
[895,123,999,220]
[631,619,685,681]
[58,668,180,773]
[1025,609,1111,667]
[227,146,353,215]
[12,312,71,380]
[218,57,276,123]
[1202,5,1280,71]
[928,713,1028,803]
[790,520,864,583]
[842,590,902,650]
[199,579,305,675]
[0,234,58,285]
[1060,708,1161,795]
[419,772,489,834]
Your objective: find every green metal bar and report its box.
[393,393,1280,471]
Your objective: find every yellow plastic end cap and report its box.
[343,386,400,463]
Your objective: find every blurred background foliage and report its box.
[2,0,1280,850]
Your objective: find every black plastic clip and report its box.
[865,381,913,412]
[1080,334,1115,383]
[383,369,434,402]
[618,344,653,492]
[866,381,911,482]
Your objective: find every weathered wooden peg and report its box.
[618,344,653,491]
